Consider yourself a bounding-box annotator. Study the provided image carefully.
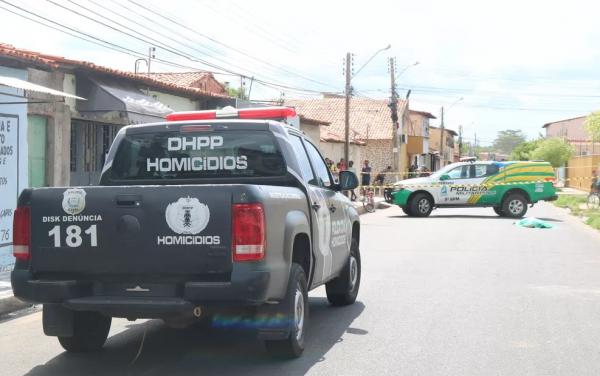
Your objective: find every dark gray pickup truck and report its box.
[11,106,361,358]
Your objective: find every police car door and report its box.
[438,164,472,204]
[302,141,349,284]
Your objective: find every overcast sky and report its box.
[2,0,600,145]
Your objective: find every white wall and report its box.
[62,73,76,110]
[300,124,320,145]
[319,141,363,165]
[147,90,198,111]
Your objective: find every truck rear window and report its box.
[110,130,286,180]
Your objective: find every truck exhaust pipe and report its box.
[193,306,202,318]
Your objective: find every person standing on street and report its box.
[361,160,372,194]
[348,160,357,201]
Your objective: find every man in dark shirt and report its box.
[361,160,372,187]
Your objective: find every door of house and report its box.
[70,120,120,186]
[27,115,47,188]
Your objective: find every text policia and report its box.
[146,136,248,172]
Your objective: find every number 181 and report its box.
[48,225,97,248]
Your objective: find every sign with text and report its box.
[0,114,19,247]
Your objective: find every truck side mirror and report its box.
[338,170,359,191]
[439,174,451,181]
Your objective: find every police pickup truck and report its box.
[11,106,361,359]
[392,160,557,218]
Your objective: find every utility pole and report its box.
[439,106,445,167]
[389,57,399,171]
[474,132,477,158]
[344,52,353,164]
[459,125,463,159]
[147,46,156,74]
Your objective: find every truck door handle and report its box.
[311,203,321,211]
[329,205,336,213]
[116,194,141,207]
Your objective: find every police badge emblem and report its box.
[165,197,210,234]
[62,188,87,215]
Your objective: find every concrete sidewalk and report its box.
[0,198,391,317]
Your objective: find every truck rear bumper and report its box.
[12,268,273,316]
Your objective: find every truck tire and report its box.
[502,193,528,218]
[493,207,504,216]
[401,206,413,216]
[264,263,308,359]
[409,193,433,217]
[326,239,361,306]
[57,311,111,353]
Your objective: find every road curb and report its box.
[0,295,31,317]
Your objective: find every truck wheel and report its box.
[409,193,433,217]
[326,239,361,306]
[58,311,111,353]
[502,193,528,218]
[493,207,505,216]
[401,206,413,216]
[264,263,308,359]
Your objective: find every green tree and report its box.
[510,139,542,161]
[584,110,600,141]
[223,82,247,99]
[530,138,574,167]
[492,129,527,154]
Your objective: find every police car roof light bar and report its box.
[166,106,297,122]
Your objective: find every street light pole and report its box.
[344,45,391,165]
[344,52,352,165]
[439,97,463,167]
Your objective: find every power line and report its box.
[124,0,339,90]
[44,0,243,76]
[0,0,333,96]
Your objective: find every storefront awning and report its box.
[77,78,173,124]
[0,75,85,103]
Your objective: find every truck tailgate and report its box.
[29,185,232,277]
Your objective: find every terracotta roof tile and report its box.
[0,44,230,99]
[285,97,406,140]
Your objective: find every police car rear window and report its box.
[110,130,286,180]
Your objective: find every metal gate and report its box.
[70,120,120,186]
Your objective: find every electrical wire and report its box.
[124,0,339,90]
[0,0,337,97]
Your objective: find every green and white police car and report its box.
[391,160,558,218]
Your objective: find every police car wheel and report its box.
[264,263,308,359]
[502,193,528,218]
[326,239,361,306]
[410,193,433,217]
[401,206,413,216]
[493,207,504,216]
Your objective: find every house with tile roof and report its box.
[408,109,437,171]
[429,126,458,168]
[143,72,228,96]
[0,44,233,187]
[285,97,410,179]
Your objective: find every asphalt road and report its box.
[2,202,600,376]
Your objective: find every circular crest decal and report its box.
[165,197,210,234]
[62,188,86,215]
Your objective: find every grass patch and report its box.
[555,194,600,231]
[586,213,600,231]
[553,194,587,215]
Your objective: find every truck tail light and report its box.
[13,206,31,261]
[232,203,265,262]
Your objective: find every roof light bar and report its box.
[166,106,297,123]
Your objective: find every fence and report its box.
[567,155,600,192]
